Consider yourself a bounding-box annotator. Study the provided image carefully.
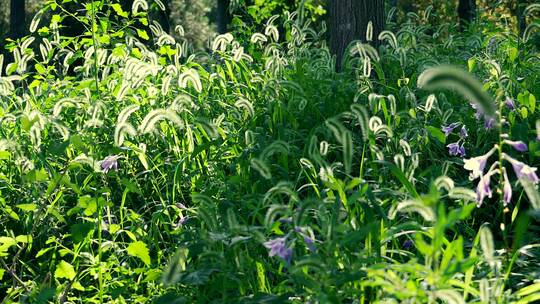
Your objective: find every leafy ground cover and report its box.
[0,1,540,303]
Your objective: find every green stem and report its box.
[89,1,101,100]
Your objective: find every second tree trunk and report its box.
[329,0,385,70]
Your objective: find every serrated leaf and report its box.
[55,260,76,280]
[127,241,151,266]
[137,29,149,40]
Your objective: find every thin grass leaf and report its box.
[417,65,496,118]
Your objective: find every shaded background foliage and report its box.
[0,0,539,303]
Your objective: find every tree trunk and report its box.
[329,0,385,70]
[217,0,230,34]
[10,0,25,40]
[458,0,476,30]
[516,0,527,36]
[156,0,171,34]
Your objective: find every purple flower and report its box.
[504,153,539,184]
[503,169,512,205]
[303,236,316,252]
[175,215,189,228]
[476,171,494,206]
[442,122,460,136]
[484,118,496,130]
[471,103,496,130]
[101,155,119,173]
[537,121,540,141]
[447,142,466,157]
[403,239,413,249]
[504,140,528,152]
[263,237,292,263]
[505,97,516,110]
[460,126,468,138]
[463,147,497,180]
[472,103,483,120]
[279,217,293,224]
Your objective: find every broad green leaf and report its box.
[127,241,151,266]
[15,235,32,243]
[467,58,476,72]
[16,203,37,212]
[0,151,10,160]
[55,260,76,280]
[111,3,128,18]
[0,236,16,255]
[426,126,446,143]
[70,222,95,243]
[137,29,149,40]
[508,47,518,62]
[35,63,46,74]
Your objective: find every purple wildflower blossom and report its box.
[484,118,496,130]
[279,217,293,224]
[447,142,466,157]
[503,170,512,205]
[505,97,516,110]
[303,236,316,252]
[463,147,497,180]
[476,171,494,206]
[176,216,189,228]
[263,238,293,263]
[472,103,483,120]
[460,126,468,138]
[403,239,414,249]
[504,154,539,184]
[101,155,119,173]
[504,140,528,152]
[442,122,461,136]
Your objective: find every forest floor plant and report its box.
[0,1,539,303]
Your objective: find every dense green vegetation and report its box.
[0,0,539,303]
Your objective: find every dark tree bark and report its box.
[10,0,26,40]
[458,0,476,30]
[329,0,385,70]
[217,0,230,34]
[155,0,171,34]
[516,0,528,36]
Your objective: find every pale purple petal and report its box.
[503,170,512,205]
[463,147,497,180]
[442,122,460,136]
[460,126,468,138]
[476,172,493,206]
[505,154,539,184]
[303,236,316,252]
[484,118,495,130]
[264,237,292,263]
[101,155,119,173]
[472,103,483,120]
[447,142,466,157]
[505,140,528,152]
[505,97,515,110]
